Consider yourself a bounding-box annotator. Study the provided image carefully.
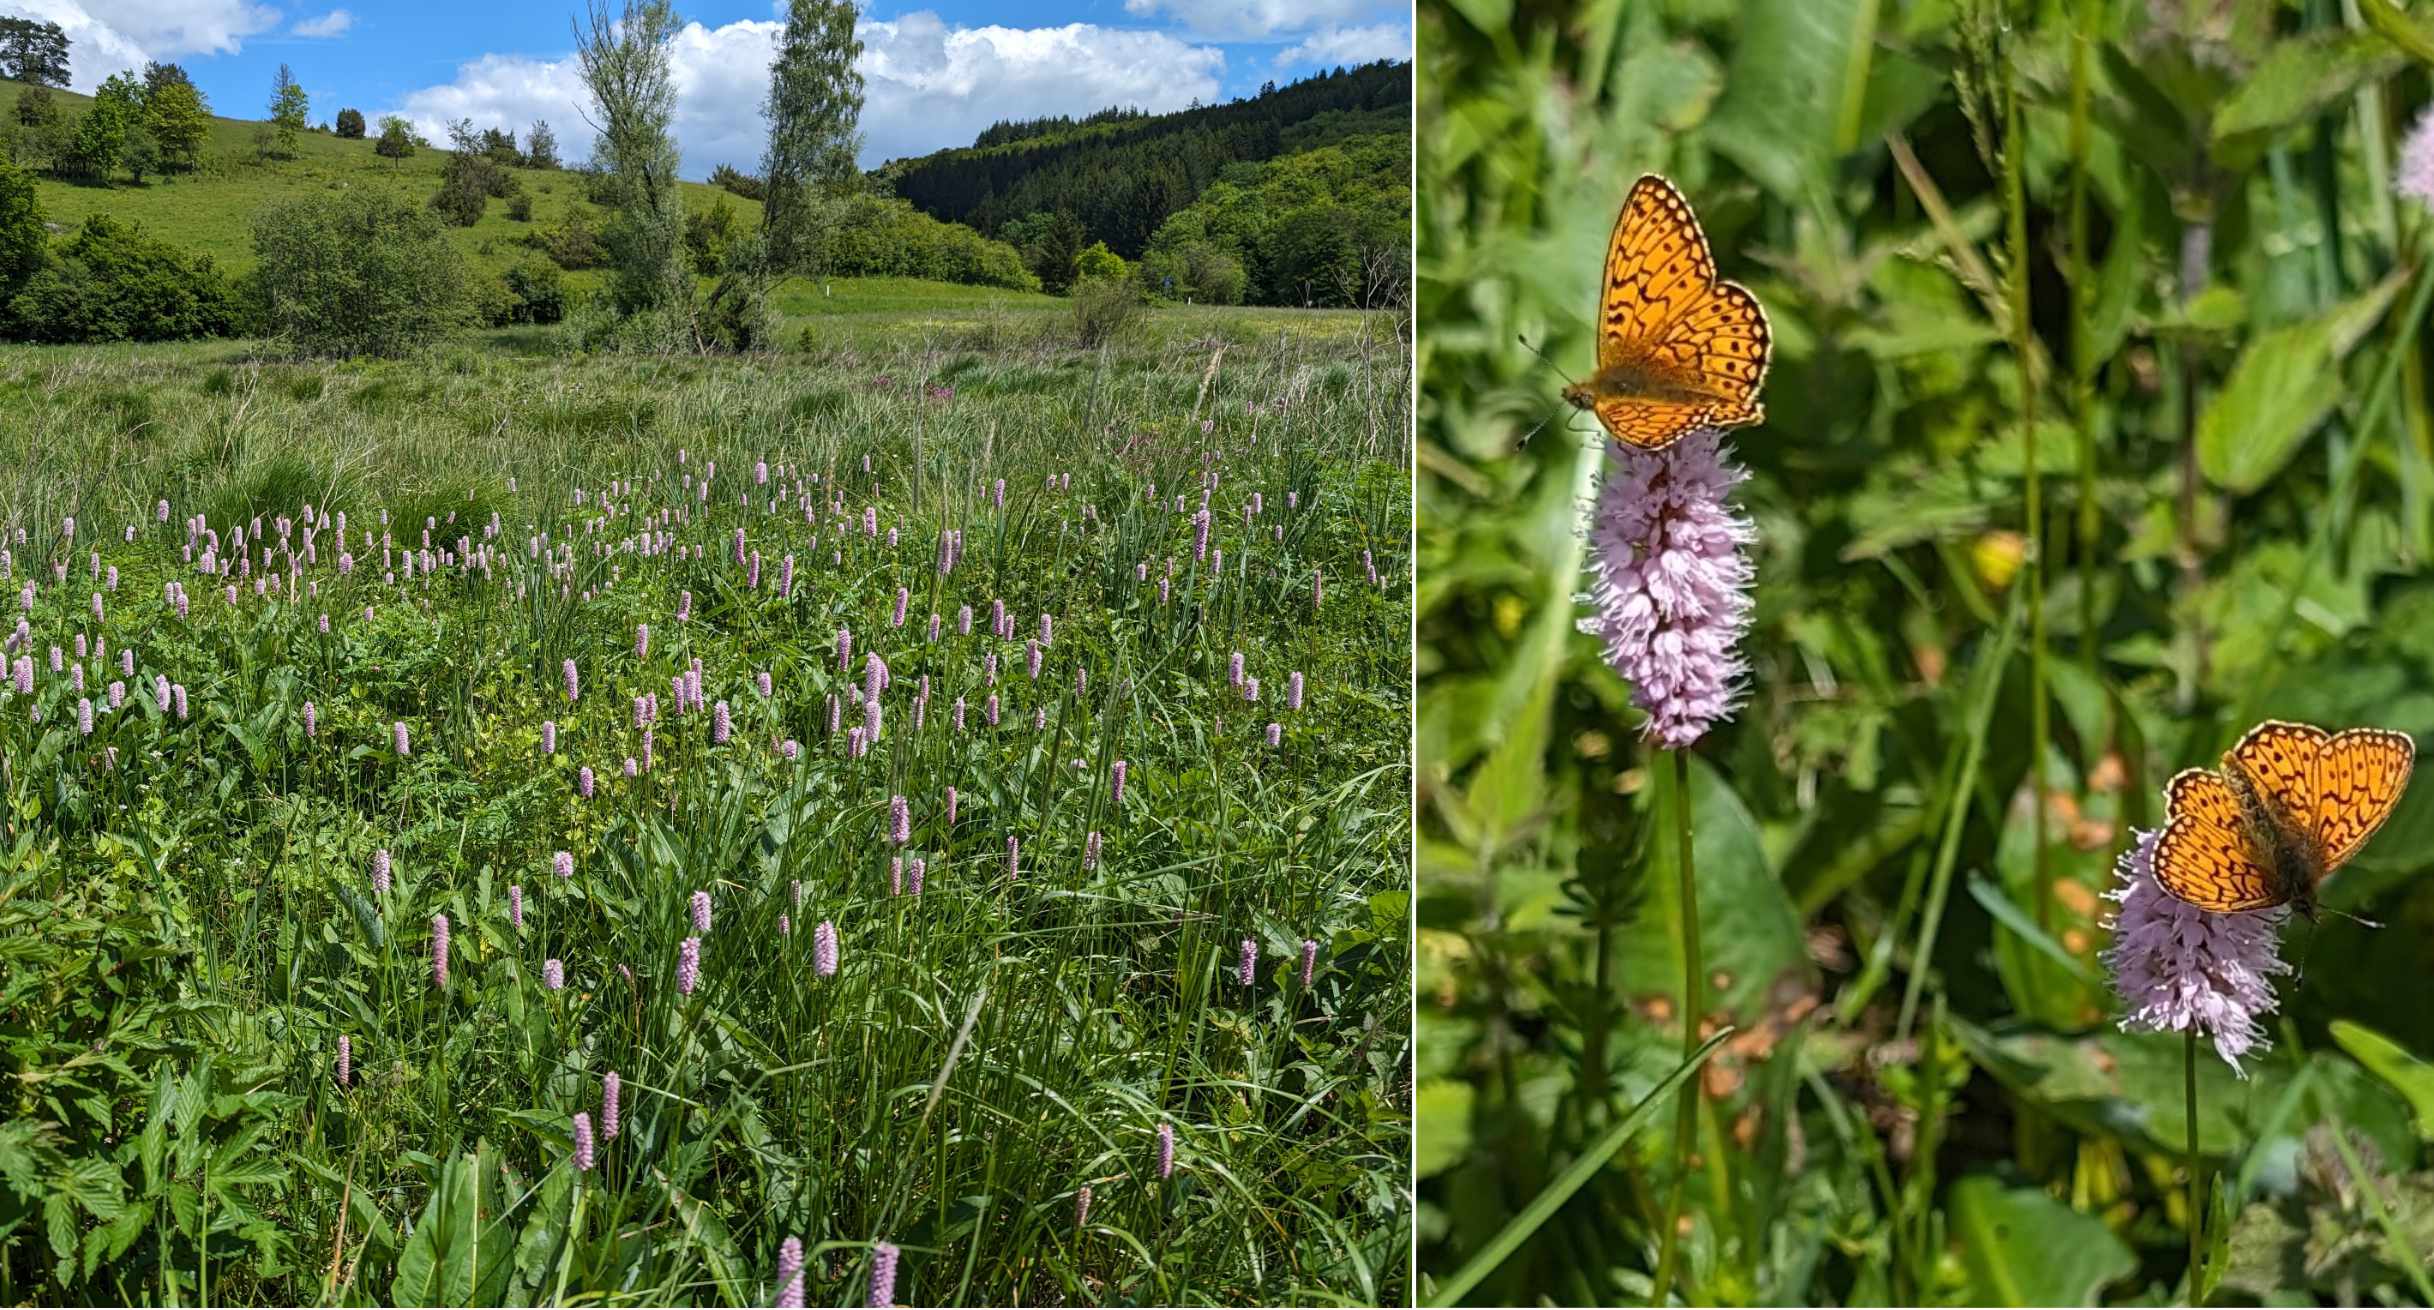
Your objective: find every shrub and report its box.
[8,214,239,343]
[251,191,469,357]
[506,191,533,222]
[1143,239,1245,305]
[502,261,568,325]
[14,85,54,127]
[532,208,606,269]
[709,163,764,200]
[1072,240,1129,287]
[335,107,365,139]
[374,115,414,161]
[1070,274,1145,349]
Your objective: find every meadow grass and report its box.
[0,308,1413,1305]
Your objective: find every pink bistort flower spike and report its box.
[1579,428,1756,749]
[2105,828,2291,1077]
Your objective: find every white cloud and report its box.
[291,8,351,38]
[1274,22,1410,69]
[0,0,279,87]
[1119,0,1383,42]
[385,10,1227,177]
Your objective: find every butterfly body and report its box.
[2152,720,2415,917]
[1571,174,1771,453]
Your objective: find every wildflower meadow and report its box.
[1419,1,2434,1305]
[0,311,1413,1304]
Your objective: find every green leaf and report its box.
[2196,271,2406,494]
[1617,755,1812,1028]
[2332,1019,2434,1142]
[1947,1176,2136,1306]
[1414,1080,1474,1180]
[1706,0,1941,204]
[2211,31,2404,152]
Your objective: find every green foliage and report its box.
[143,75,209,175]
[0,150,44,301]
[265,63,308,160]
[14,83,54,127]
[1417,0,2434,1305]
[1142,237,1246,305]
[432,119,513,228]
[709,162,762,200]
[501,259,568,325]
[1072,238,1128,286]
[818,192,1039,291]
[8,214,237,342]
[334,107,364,139]
[374,114,414,161]
[759,0,864,273]
[882,61,1408,269]
[0,17,69,88]
[524,119,559,170]
[61,73,139,182]
[682,191,739,276]
[250,190,469,357]
[577,0,690,328]
[1141,134,1409,309]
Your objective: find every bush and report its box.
[502,260,567,324]
[709,163,764,201]
[374,115,414,161]
[8,214,239,342]
[15,85,54,127]
[1073,240,1129,287]
[1070,274,1145,349]
[506,191,533,222]
[1143,238,1245,305]
[532,208,605,269]
[251,191,469,357]
[335,107,365,139]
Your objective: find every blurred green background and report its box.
[1417,0,2434,1304]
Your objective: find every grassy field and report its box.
[0,305,1414,1305]
[1419,1,2434,1306]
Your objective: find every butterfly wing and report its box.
[1649,280,1770,428]
[2314,728,2415,869]
[1597,174,1717,371]
[2154,772,2284,912]
[2225,720,2327,847]
[1592,396,1720,450]
[1589,176,1769,450]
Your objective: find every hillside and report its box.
[875,62,1410,306]
[0,79,758,286]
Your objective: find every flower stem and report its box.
[1650,748,1703,1306]
[2185,1027,2202,1293]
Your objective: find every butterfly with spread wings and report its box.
[2153,720,2416,919]
[1560,174,1772,452]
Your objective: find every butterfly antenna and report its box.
[1512,335,1579,451]
[1516,333,1581,387]
[2324,906,2385,931]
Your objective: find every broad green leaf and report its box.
[2196,272,2405,494]
[1616,755,1811,1028]
[1707,0,1942,204]
[1948,1176,2136,1306]
[2211,31,2404,152]
[2332,1019,2434,1142]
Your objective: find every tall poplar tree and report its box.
[759,0,864,274]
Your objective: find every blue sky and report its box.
[19,0,1410,175]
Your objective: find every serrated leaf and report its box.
[2196,272,2405,494]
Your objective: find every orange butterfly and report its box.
[1561,174,1772,452]
[2154,720,2415,918]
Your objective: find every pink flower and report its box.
[1111,760,1127,805]
[814,920,838,977]
[509,884,524,929]
[2401,105,2434,208]
[678,936,701,994]
[554,850,574,879]
[692,889,712,934]
[1580,429,1756,748]
[432,914,450,989]
[393,721,411,756]
[2105,828,2291,1077]
[336,1035,351,1088]
[868,1241,899,1309]
[572,1112,595,1172]
[601,1070,621,1140]
[890,794,910,845]
[1299,938,1319,987]
[372,849,391,895]
[1238,937,1258,985]
[775,1236,805,1309]
[544,958,565,990]
[1156,1122,1175,1179]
